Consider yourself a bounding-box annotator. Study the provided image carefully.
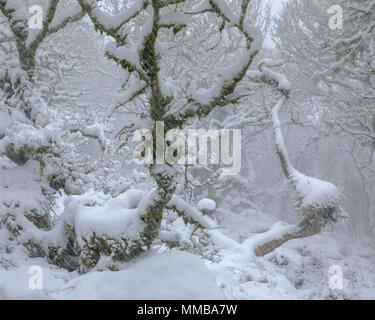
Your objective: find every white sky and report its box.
[264,0,287,48]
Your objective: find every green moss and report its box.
[140,200,164,248]
[4,143,50,166]
[78,232,147,274]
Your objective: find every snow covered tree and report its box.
[274,0,375,150]
[0,0,85,263]
[69,0,344,271]
[247,59,344,255]
[72,0,268,270]
[0,0,84,75]
[274,0,375,235]
[0,0,84,166]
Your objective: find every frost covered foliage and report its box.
[0,70,51,164]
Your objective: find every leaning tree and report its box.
[274,0,375,234]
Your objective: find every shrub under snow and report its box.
[62,189,150,273]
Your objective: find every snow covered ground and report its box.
[0,249,224,299]
[0,196,374,300]
[207,231,375,299]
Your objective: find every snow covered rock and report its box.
[62,189,151,273]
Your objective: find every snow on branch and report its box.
[250,59,344,256]
[27,0,60,48]
[259,59,342,210]
[258,59,291,95]
[78,0,147,37]
[167,195,216,229]
[166,0,263,123]
[111,78,147,115]
[90,0,146,30]
[79,0,264,129]
[209,0,262,45]
[47,5,85,36]
[70,123,107,151]
[319,0,375,78]
[159,10,189,29]
[0,0,84,72]
[209,0,239,26]
[0,0,28,42]
[78,0,153,84]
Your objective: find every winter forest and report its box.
[0,0,374,300]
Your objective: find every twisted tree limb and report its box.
[252,59,343,256]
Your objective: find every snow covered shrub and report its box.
[61,189,170,273]
[159,213,220,262]
[0,67,88,248]
[155,195,221,262]
[0,160,53,257]
[0,69,51,161]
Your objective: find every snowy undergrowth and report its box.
[0,190,374,299]
[206,229,375,299]
[205,206,375,299]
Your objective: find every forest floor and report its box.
[0,195,374,300]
